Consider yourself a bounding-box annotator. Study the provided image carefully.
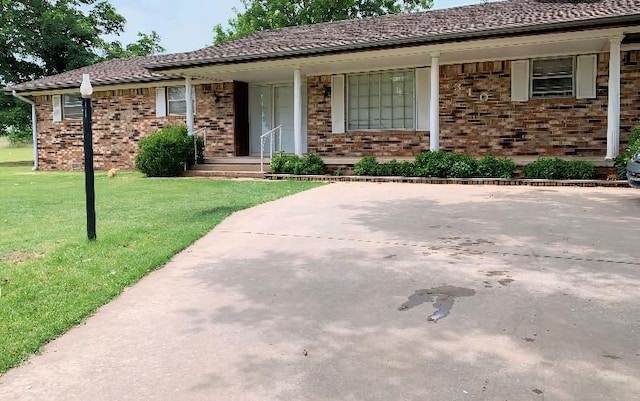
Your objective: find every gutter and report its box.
[11,90,38,170]
[146,14,640,70]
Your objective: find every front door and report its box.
[273,86,295,154]
[249,83,306,155]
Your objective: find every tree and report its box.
[213,0,434,44]
[0,0,165,138]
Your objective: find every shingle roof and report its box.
[7,0,640,93]
[6,55,181,93]
[147,0,640,69]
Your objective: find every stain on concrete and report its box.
[398,286,476,322]
[603,354,622,360]
[532,389,544,394]
[498,278,514,286]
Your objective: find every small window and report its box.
[63,94,83,119]
[166,86,196,115]
[167,87,187,115]
[347,69,415,131]
[530,57,574,98]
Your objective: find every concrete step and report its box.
[184,170,266,179]
[192,163,264,172]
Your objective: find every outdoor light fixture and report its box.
[212,91,220,103]
[323,85,331,97]
[81,74,97,241]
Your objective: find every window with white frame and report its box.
[167,86,188,115]
[530,57,575,98]
[347,69,414,130]
[62,94,83,119]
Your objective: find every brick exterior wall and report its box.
[306,76,430,157]
[34,82,236,170]
[34,51,640,170]
[306,50,640,158]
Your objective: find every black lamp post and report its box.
[81,74,96,241]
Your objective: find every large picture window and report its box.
[347,70,414,130]
[530,57,574,98]
[62,94,83,119]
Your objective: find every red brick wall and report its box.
[306,75,430,157]
[307,50,640,158]
[34,82,236,171]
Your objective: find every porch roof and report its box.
[5,0,640,94]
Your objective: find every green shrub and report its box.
[615,122,640,179]
[414,151,478,178]
[135,126,199,177]
[523,158,596,180]
[477,155,517,178]
[296,154,326,175]
[270,153,326,175]
[353,156,380,176]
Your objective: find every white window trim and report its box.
[346,68,417,132]
[529,56,576,99]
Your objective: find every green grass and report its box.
[0,166,321,373]
[0,138,33,163]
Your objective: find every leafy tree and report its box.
[213,0,434,44]
[0,0,165,137]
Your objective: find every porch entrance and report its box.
[249,83,307,155]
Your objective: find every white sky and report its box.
[107,0,498,54]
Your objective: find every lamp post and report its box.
[80,74,96,241]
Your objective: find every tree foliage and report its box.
[213,0,434,44]
[0,0,165,137]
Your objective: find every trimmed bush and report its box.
[523,158,596,180]
[270,153,327,175]
[614,122,640,179]
[135,126,201,177]
[414,151,478,178]
[353,156,380,176]
[477,155,517,178]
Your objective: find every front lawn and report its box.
[0,166,321,373]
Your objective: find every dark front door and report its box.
[234,81,250,156]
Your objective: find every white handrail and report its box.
[192,128,206,164]
[260,125,283,173]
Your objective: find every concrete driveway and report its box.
[1,183,639,401]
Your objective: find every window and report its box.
[167,86,187,115]
[165,86,197,115]
[63,94,83,119]
[530,57,574,98]
[347,70,414,130]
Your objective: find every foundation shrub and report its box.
[135,126,200,177]
[414,151,478,178]
[614,122,640,179]
[353,156,380,176]
[270,153,326,175]
[477,155,517,178]
[523,158,596,180]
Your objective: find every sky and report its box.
[108,0,498,54]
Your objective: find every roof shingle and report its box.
[7,0,640,93]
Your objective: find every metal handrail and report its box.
[192,127,207,164]
[260,125,283,172]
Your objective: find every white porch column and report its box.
[185,76,194,135]
[606,36,624,159]
[430,53,440,151]
[293,68,303,156]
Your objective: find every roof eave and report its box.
[146,14,640,71]
[5,75,183,96]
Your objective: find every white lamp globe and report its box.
[80,74,93,98]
